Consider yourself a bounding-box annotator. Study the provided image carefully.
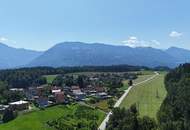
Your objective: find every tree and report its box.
[158,64,190,130]
[3,109,15,123]
[77,75,84,88]
[139,116,157,130]
[106,105,157,130]
[52,76,63,86]
[107,99,115,109]
[128,79,133,86]
[89,121,98,130]
[33,77,47,86]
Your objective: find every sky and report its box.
[0,0,189,51]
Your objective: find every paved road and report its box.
[98,72,159,130]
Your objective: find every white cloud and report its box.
[0,36,16,44]
[0,37,8,42]
[122,36,161,48]
[151,40,160,45]
[122,36,139,47]
[169,31,183,38]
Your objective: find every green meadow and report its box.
[120,73,167,119]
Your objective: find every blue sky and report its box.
[0,0,189,51]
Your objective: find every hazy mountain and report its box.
[28,42,180,68]
[0,43,42,69]
[166,47,190,64]
[1,42,189,69]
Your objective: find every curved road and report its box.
[98,72,159,130]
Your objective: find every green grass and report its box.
[43,75,58,84]
[138,70,155,75]
[119,82,129,91]
[0,104,105,130]
[133,74,155,84]
[122,74,155,90]
[120,73,167,119]
[91,100,110,112]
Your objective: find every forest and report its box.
[158,63,190,130]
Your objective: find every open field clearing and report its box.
[43,75,58,84]
[120,73,167,119]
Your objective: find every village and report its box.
[0,71,137,123]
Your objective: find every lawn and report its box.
[120,73,167,119]
[43,75,58,84]
[0,104,105,130]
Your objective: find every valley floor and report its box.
[120,72,167,118]
[0,71,167,130]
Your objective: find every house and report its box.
[63,86,71,93]
[95,86,106,93]
[9,88,24,92]
[74,92,86,101]
[36,97,49,108]
[96,92,111,99]
[26,87,38,100]
[82,85,96,95]
[71,86,86,100]
[9,100,29,111]
[71,86,80,90]
[55,92,65,103]
[26,86,47,101]
[36,86,45,96]
[51,86,62,94]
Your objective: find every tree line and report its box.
[158,63,190,130]
[0,65,146,89]
[106,105,157,130]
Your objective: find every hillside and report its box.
[166,47,190,64]
[28,42,180,68]
[158,63,190,130]
[0,43,42,69]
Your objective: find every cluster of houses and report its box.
[0,86,65,114]
[0,83,110,114]
[0,72,136,117]
[26,86,65,108]
[71,85,111,101]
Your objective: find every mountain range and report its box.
[1,42,190,69]
[0,43,42,69]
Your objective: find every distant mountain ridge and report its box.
[28,42,190,68]
[166,47,190,64]
[1,42,190,69]
[0,43,42,69]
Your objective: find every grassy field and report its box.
[133,74,155,84]
[120,73,167,119]
[0,104,105,130]
[122,72,155,90]
[43,75,58,84]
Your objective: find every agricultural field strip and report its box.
[98,72,159,130]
